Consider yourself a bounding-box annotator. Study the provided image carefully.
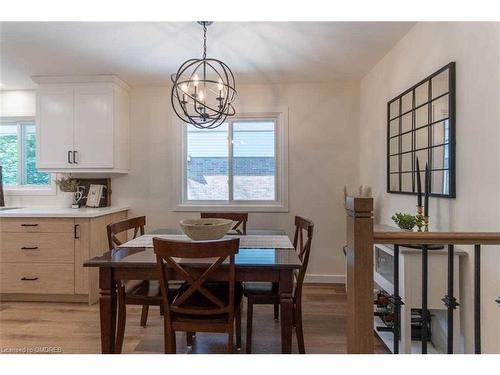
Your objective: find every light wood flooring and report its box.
[0,284,389,354]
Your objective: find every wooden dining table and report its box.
[83,229,302,354]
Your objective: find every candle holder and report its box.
[423,216,430,232]
[415,205,425,232]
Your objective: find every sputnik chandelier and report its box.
[170,21,237,129]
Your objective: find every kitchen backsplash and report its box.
[4,175,114,207]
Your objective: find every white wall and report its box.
[112,82,360,282]
[359,22,500,353]
[0,90,36,117]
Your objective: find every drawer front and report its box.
[0,218,74,233]
[0,233,74,263]
[0,263,74,294]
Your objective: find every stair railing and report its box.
[345,196,500,354]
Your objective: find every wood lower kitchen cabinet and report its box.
[0,210,127,304]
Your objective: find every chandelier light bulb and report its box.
[198,91,204,101]
[192,74,199,86]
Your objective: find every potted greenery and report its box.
[391,212,417,231]
[55,177,79,208]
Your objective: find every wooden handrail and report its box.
[374,231,500,245]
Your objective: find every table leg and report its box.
[279,269,294,354]
[99,267,118,354]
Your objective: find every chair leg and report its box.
[140,305,149,327]
[295,300,305,354]
[164,319,170,354]
[274,302,279,321]
[236,302,242,350]
[116,289,126,354]
[246,298,253,354]
[165,323,176,354]
[228,327,234,353]
[186,331,194,348]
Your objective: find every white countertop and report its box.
[0,206,129,218]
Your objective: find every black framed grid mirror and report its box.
[387,62,456,198]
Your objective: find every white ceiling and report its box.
[0,22,414,89]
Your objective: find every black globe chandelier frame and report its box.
[170,22,237,129]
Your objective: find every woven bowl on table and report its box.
[179,218,233,241]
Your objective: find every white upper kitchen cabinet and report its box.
[33,75,130,174]
[36,85,75,169]
[73,86,114,168]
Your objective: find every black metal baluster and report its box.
[391,244,403,354]
[421,245,428,354]
[474,244,481,354]
[442,244,459,354]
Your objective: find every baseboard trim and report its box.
[304,274,345,284]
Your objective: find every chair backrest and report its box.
[107,216,146,251]
[200,212,248,235]
[153,238,240,318]
[292,216,314,299]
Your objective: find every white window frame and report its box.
[174,111,289,212]
[0,116,55,196]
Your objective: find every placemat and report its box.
[118,234,294,249]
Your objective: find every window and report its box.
[179,113,288,211]
[0,118,51,191]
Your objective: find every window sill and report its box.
[4,185,56,196]
[174,202,289,213]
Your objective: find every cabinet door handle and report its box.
[21,277,39,281]
[74,224,80,239]
[21,224,38,227]
[21,246,39,250]
[68,150,73,164]
[73,150,78,164]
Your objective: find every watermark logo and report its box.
[1,346,63,354]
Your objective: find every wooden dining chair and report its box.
[200,212,248,235]
[107,216,163,353]
[154,237,243,354]
[244,216,314,354]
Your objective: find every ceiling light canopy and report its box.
[170,22,237,129]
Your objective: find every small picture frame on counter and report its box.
[86,184,106,207]
[75,178,111,208]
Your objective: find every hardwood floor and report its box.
[0,284,389,354]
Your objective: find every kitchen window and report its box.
[177,112,288,211]
[0,118,53,194]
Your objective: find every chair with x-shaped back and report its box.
[244,215,314,353]
[200,212,248,235]
[154,237,243,354]
[107,216,163,353]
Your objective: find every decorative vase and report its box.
[59,191,75,208]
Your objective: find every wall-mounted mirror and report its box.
[387,62,456,198]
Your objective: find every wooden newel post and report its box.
[345,196,374,353]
